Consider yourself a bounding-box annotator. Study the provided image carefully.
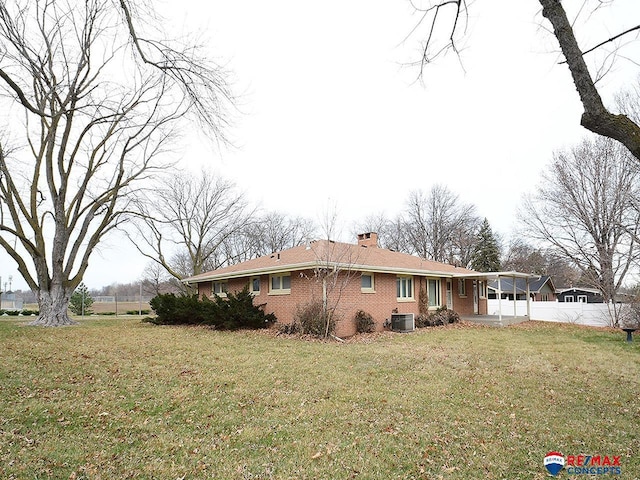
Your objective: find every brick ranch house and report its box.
[184,233,493,337]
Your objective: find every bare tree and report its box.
[407,1,640,160]
[353,213,414,253]
[0,0,231,325]
[304,239,365,339]
[519,136,640,326]
[232,212,317,262]
[140,262,180,297]
[403,185,480,263]
[502,238,581,287]
[130,170,252,285]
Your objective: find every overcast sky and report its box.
[2,0,639,291]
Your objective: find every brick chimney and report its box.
[357,232,378,248]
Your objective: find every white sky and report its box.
[2,0,639,291]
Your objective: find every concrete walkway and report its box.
[462,315,530,327]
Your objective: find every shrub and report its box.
[414,309,460,328]
[428,308,460,326]
[294,301,335,337]
[20,309,39,316]
[415,313,432,328]
[276,321,299,335]
[149,293,220,326]
[149,287,276,329]
[354,310,375,333]
[216,288,276,330]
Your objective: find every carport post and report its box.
[497,276,503,323]
[513,276,517,317]
[526,278,531,318]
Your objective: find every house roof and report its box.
[556,287,601,295]
[487,275,555,294]
[183,239,479,283]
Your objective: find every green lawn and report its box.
[0,318,638,479]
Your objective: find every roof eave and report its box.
[183,261,474,283]
[453,271,540,280]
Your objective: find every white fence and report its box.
[486,300,615,327]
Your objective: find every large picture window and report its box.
[428,278,441,307]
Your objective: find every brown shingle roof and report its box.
[183,240,476,283]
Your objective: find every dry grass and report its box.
[0,318,638,479]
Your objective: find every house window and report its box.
[428,278,441,307]
[250,277,261,295]
[458,279,466,297]
[396,276,414,301]
[577,295,587,303]
[269,274,291,295]
[479,281,486,299]
[361,273,375,293]
[565,295,574,303]
[212,281,227,297]
[540,293,549,302]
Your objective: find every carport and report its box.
[453,271,540,326]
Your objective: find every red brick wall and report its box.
[197,281,212,298]
[449,279,488,316]
[452,278,475,316]
[326,271,418,337]
[197,272,487,337]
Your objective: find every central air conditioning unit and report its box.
[391,313,415,333]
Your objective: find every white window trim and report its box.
[269,273,291,295]
[565,295,574,303]
[577,295,587,303]
[361,273,375,293]
[396,275,414,302]
[212,281,228,298]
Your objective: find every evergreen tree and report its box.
[471,218,501,272]
[69,283,94,316]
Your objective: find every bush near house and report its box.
[354,310,375,333]
[293,301,336,337]
[415,308,461,328]
[148,287,276,330]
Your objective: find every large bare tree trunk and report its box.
[30,284,75,327]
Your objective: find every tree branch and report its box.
[539,0,640,160]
